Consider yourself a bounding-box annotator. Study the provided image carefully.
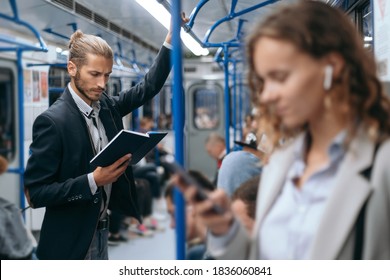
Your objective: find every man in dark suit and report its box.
[24,22,178,259]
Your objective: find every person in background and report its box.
[135,116,169,221]
[24,14,189,259]
[0,155,35,259]
[165,170,215,260]
[231,175,260,235]
[181,1,390,260]
[204,132,227,185]
[217,132,264,197]
[242,114,255,139]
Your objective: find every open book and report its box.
[90,129,167,167]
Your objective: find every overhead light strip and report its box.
[135,0,209,56]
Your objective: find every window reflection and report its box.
[193,88,219,129]
[362,3,373,50]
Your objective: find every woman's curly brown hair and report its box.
[246,0,390,149]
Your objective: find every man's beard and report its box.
[74,71,93,103]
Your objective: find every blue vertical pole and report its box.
[232,59,237,142]
[223,44,231,153]
[238,74,243,141]
[132,109,139,131]
[17,49,25,212]
[171,0,186,260]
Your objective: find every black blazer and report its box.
[24,46,171,260]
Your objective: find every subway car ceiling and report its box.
[1,0,375,61]
[0,0,303,61]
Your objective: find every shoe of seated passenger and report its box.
[145,217,165,232]
[128,224,154,237]
[108,234,127,246]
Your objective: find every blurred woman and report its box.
[182,0,390,260]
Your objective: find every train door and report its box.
[0,59,18,205]
[185,80,224,180]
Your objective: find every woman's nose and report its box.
[260,82,278,104]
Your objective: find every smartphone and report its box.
[163,159,224,214]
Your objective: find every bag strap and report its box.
[354,142,381,259]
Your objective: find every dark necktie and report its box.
[91,113,107,215]
[90,114,102,154]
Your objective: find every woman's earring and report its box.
[323,65,333,91]
[324,95,332,110]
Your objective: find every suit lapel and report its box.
[99,105,117,141]
[309,131,375,259]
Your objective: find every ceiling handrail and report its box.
[158,0,206,47]
[161,0,280,49]
[0,0,48,52]
[201,0,280,48]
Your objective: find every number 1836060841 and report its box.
[212,266,272,276]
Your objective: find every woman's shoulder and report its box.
[374,137,390,164]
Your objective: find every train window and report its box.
[106,77,121,96]
[0,68,15,161]
[49,66,69,88]
[48,66,69,106]
[361,3,372,50]
[193,88,219,129]
[160,85,172,116]
[230,84,252,127]
[157,85,172,130]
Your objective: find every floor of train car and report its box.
[108,215,176,260]
[31,208,176,260]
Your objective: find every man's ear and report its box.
[67,61,77,77]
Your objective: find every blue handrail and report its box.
[0,0,48,52]
[42,22,78,40]
[26,63,67,68]
[187,0,280,48]
[170,0,186,260]
[116,42,147,76]
[184,1,280,152]
[42,28,72,41]
[222,44,231,153]
[221,46,244,144]
[184,0,209,30]
[159,0,279,260]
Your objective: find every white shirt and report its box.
[259,131,346,259]
[208,131,346,259]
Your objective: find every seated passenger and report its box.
[164,170,215,260]
[217,132,264,197]
[231,175,260,235]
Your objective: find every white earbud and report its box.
[323,65,333,91]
